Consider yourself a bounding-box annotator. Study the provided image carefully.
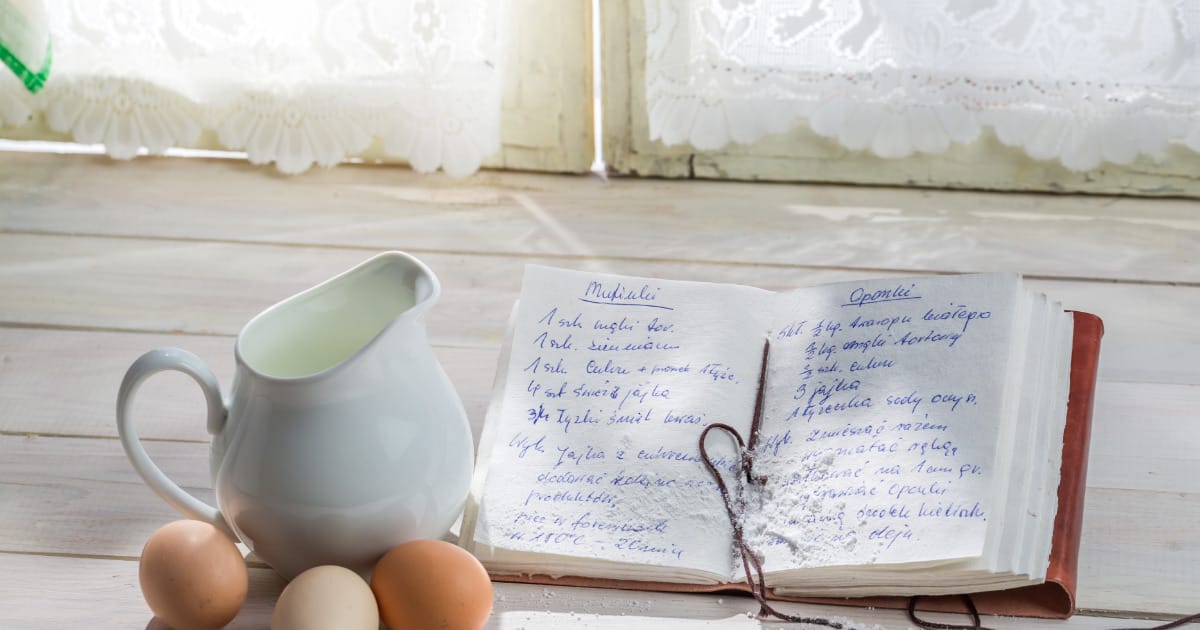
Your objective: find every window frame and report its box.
[600,0,1200,197]
[0,0,597,174]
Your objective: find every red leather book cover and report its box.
[492,312,1104,620]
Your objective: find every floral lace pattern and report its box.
[0,0,503,175]
[645,0,1200,171]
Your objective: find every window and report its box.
[4,0,1198,196]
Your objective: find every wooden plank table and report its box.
[1,153,1197,628]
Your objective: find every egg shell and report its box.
[272,565,379,630]
[139,520,247,630]
[370,539,493,630]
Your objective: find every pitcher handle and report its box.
[116,348,235,539]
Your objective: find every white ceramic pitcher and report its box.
[116,252,474,579]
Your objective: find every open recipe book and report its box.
[459,266,1103,618]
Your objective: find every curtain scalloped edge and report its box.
[0,75,501,177]
[646,93,1200,173]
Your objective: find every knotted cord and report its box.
[698,340,842,628]
[699,339,1197,630]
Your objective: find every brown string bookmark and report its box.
[697,339,1198,630]
[905,596,1200,630]
[698,339,843,628]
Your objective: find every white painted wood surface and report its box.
[0,152,1197,627]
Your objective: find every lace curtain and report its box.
[645,0,1200,171]
[0,0,504,175]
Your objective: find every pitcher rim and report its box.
[233,250,441,383]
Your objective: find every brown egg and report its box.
[370,539,493,630]
[139,520,248,630]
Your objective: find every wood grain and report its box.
[0,328,499,443]
[0,553,283,629]
[1,553,1142,629]
[3,329,1197,497]
[0,233,1196,385]
[2,153,1198,284]
[1,433,1195,615]
[0,154,1194,626]
[1086,382,1200,495]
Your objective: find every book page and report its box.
[747,274,1021,572]
[473,266,772,577]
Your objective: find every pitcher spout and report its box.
[120,250,474,578]
[235,251,441,381]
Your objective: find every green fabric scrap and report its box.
[0,0,51,93]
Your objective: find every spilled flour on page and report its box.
[741,449,863,571]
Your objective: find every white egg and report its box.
[272,565,379,630]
